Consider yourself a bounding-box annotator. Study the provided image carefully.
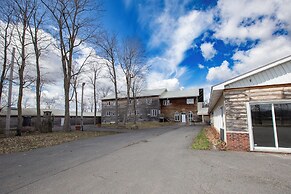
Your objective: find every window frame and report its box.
[163,99,170,106]
[186,98,194,104]
[151,109,158,117]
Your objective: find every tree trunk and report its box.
[123,76,131,125]
[93,74,96,125]
[35,52,41,132]
[74,83,78,126]
[132,88,137,125]
[114,81,118,125]
[63,76,71,131]
[0,41,8,108]
[17,66,24,136]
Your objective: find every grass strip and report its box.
[192,128,211,150]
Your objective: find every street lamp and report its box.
[81,82,85,131]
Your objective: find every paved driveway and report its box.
[1,126,291,194]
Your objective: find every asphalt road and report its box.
[1,125,291,194]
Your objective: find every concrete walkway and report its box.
[1,126,291,193]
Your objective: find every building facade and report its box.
[101,88,206,124]
[209,55,291,153]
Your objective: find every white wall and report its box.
[211,95,225,133]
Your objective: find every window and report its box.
[146,98,152,105]
[105,101,115,106]
[163,99,170,106]
[174,112,180,121]
[106,111,111,116]
[250,102,291,149]
[151,109,158,117]
[186,98,194,104]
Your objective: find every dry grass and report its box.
[205,127,227,150]
[0,131,116,154]
[192,127,226,151]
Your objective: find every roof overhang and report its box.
[208,55,291,113]
[208,88,223,112]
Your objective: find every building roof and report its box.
[209,55,291,112]
[0,108,100,117]
[159,89,199,99]
[101,88,167,100]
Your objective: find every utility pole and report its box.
[5,47,15,137]
[81,82,85,131]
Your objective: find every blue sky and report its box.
[101,0,291,99]
[2,0,291,108]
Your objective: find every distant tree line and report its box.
[0,0,149,136]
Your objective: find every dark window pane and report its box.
[274,103,291,148]
[251,104,275,147]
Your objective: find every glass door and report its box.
[274,103,291,148]
[251,104,275,148]
[250,102,291,151]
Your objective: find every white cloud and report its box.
[232,36,291,74]
[205,36,291,83]
[206,60,236,82]
[140,2,213,88]
[200,42,217,60]
[198,64,205,69]
[205,0,291,83]
[214,0,277,44]
[214,0,291,44]
[147,72,180,91]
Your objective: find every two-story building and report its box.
[101,88,207,124]
[160,89,204,123]
[101,89,166,123]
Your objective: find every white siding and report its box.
[227,61,291,89]
[211,95,225,133]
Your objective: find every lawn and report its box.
[192,128,211,150]
[0,131,116,154]
[192,127,226,150]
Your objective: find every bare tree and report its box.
[70,52,93,126]
[98,83,112,98]
[42,96,57,109]
[42,0,101,131]
[28,0,49,132]
[13,0,35,136]
[87,60,102,125]
[0,1,15,110]
[119,38,147,124]
[97,33,119,125]
[132,75,147,124]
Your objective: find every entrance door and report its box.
[181,113,186,123]
[249,102,291,152]
[251,104,275,147]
